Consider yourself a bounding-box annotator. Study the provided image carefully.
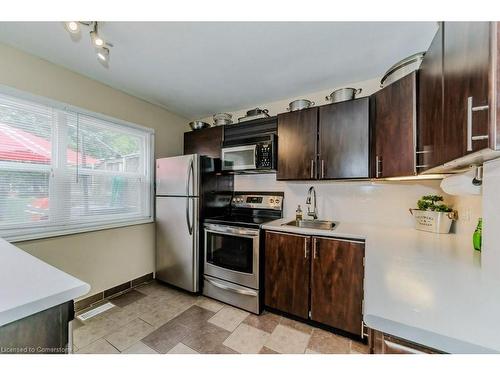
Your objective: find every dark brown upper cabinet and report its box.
[277,107,318,180]
[184,126,223,158]
[417,24,443,171]
[318,98,370,179]
[371,72,417,178]
[310,237,365,336]
[442,22,491,163]
[416,22,500,171]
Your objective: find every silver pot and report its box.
[189,120,210,130]
[213,112,233,126]
[325,88,362,103]
[380,52,425,87]
[246,108,269,117]
[287,99,315,112]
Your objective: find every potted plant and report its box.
[409,195,458,233]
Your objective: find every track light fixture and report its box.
[63,21,113,67]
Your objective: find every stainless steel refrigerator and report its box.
[155,154,200,292]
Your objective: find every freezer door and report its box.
[156,196,199,292]
[156,155,199,196]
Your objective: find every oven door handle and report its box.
[204,224,259,237]
[204,276,258,297]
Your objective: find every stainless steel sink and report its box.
[282,219,337,230]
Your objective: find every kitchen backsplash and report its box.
[234,174,481,235]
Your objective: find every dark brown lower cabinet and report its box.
[370,329,443,354]
[264,231,365,335]
[311,237,365,336]
[264,231,311,319]
[0,301,73,354]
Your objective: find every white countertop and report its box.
[263,219,500,353]
[0,237,90,327]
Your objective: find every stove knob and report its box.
[269,198,274,203]
[275,199,280,204]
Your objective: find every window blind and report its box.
[0,90,154,241]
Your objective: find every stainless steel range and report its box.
[203,192,283,314]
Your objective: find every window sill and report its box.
[5,218,154,243]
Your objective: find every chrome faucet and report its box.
[306,186,318,220]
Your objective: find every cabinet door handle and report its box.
[310,159,315,179]
[321,159,325,179]
[313,238,318,259]
[375,155,382,178]
[304,237,309,259]
[467,96,489,151]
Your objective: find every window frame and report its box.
[0,85,155,242]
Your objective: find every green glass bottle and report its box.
[473,218,483,252]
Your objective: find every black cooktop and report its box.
[203,191,283,228]
[204,215,273,228]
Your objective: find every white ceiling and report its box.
[0,22,437,119]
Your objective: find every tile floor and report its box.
[73,280,369,354]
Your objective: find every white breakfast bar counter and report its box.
[262,219,500,354]
[0,237,90,327]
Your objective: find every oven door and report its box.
[222,145,257,171]
[204,223,259,289]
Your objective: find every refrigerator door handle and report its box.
[186,158,194,235]
[186,157,194,196]
[155,161,162,194]
[186,197,193,235]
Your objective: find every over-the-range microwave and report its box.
[221,134,276,172]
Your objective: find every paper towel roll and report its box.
[440,170,482,196]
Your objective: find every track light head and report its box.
[90,30,105,47]
[64,21,80,34]
[96,46,110,62]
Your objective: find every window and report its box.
[0,89,154,241]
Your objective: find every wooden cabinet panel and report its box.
[0,301,72,354]
[310,237,364,336]
[418,25,443,171]
[184,126,223,158]
[371,72,417,178]
[319,98,370,179]
[264,231,311,319]
[442,22,491,162]
[277,108,318,180]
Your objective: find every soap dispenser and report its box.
[295,205,303,221]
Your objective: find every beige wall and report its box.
[0,42,189,298]
[200,77,381,123]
